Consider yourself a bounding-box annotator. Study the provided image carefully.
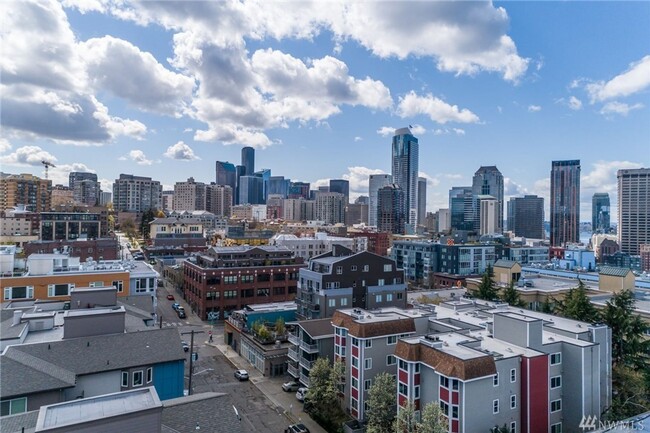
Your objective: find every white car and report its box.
[295,387,308,401]
[234,369,249,381]
[282,381,301,392]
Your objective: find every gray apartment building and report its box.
[295,247,407,320]
[287,318,335,387]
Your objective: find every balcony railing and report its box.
[300,341,318,353]
[288,363,299,378]
[288,333,299,345]
[300,373,311,387]
[288,347,299,361]
[299,357,316,370]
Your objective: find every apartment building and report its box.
[112,174,162,212]
[0,173,52,213]
[149,217,205,248]
[40,212,102,241]
[287,318,335,387]
[182,245,305,321]
[296,248,407,320]
[270,232,356,260]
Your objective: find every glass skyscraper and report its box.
[391,127,419,233]
[591,192,610,233]
[550,160,581,246]
[472,166,504,233]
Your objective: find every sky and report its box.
[1,1,649,223]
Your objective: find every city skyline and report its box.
[1,1,649,222]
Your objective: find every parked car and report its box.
[166,294,175,301]
[234,369,249,381]
[171,303,180,311]
[282,381,301,392]
[286,424,310,433]
[177,309,186,319]
[295,387,308,402]
[181,341,189,352]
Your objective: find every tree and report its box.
[366,372,396,433]
[417,402,447,433]
[500,281,525,307]
[305,358,347,432]
[476,266,498,301]
[274,317,286,337]
[540,296,554,314]
[394,400,417,433]
[120,217,137,241]
[554,280,599,322]
[140,208,156,240]
[604,364,650,421]
[489,426,509,433]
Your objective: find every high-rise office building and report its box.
[369,174,392,227]
[99,191,112,206]
[618,168,650,255]
[417,177,427,228]
[329,179,350,204]
[69,172,100,206]
[161,191,174,211]
[268,176,290,198]
[550,160,581,246]
[478,195,498,235]
[0,173,52,213]
[391,127,419,233]
[173,177,207,211]
[254,169,271,202]
[472,166,504,233]
[215,161,237,192]
[206,184,232,217]
[592,193,611,233]
[377,184,405,235]
[238,175,264,205]
[288,182,310,200]
[241,146,255,176]
[112,174,162,212]
[315,192,345,224]
[449,186,473,231]
[507,195,544,239]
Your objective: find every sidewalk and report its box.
[209,341,326,433]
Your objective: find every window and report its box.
[451,404,458,419]
[439,401,449,416]
[352,357,359,368]
[256,288,270,297]
[440,376,449,388]
[133,370,143,387]
[551,376,562,389]
[364,358,372,370]
[399,359,408,370]
[341,298,348,306]
[241,289,254,298]
[351,265,357,271]
[336,266,342,274]
[377,279,385,286]
[451,379,458,390]
[89,281,104,287]
[241,275,254,283]
[399,383,408,395]
[551,423,562,433]
[351,377,359,389]
[365,340,372,348]
[3,286,33,300]
[386,293,393,302]
[364,379,372,391]
[414,386,420,399]
[363,265,369,272]
[375,294,382,303]
[112,280,124,293]
[224,275,238,284]
[0,397,27,416]
[147,368,153,383]
[48,283,73,297]
[493,373,499,386]
[351,337,359,346]
[121,371,129,387]
[510,368,516,383]
[550,352,562,365]
[397,292,403,300]
[224,290,237,299]
[510,421,516,433]
[493,399,499,414]
[387,335,397,345]
[329,299,336,307]
[387,355,396,366]
[551,399,561,412]
[510,395,516,409]
[383,264,392,272]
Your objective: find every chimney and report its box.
[12,310,23,326]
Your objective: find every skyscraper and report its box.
[377,184,405,235]
[391,127,419,233]
[507,195,544,239]
[478,195,498,235]
[112,174,162,212]
[268,176,290,198]
[618,168,650,255]
[254,169,271,202]
[369,174,391,227]
[288,182,310,200]
[449,186,473,231]
[238,176,264,205]
[592,193,611,233]
[315,192,345,224]
[215,161,237,192]
[329,179,350,204]
[173,177,206,211]
[69,172,100,206]
[0,173,51,213]
[472,166,504,233]
[241,146,255,176]
[417,177,427,229]
[550,160,581,246]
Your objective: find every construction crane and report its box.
[41,160,56,179]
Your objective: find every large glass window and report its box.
[48,283,73,297]
[0,397,27,416]
[4,286,33,300]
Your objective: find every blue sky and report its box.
[1,1,649,222]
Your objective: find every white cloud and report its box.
[452,128,465,135]
[599,101,644,117]
[442,173,464,180]
[48,162,95,187]
[0,146,57,166]
[503,177,528,196]
[354,136,362,142]
[528,105,542,112]
[376,126,396,137]
[417,171,441,187]
[410,124,426,135]
[99,178,113,192]
[342,166,387,194]
[163,141,200,160]
[582,160,642,191]
[397,91,480,124]
[568,96,582,111]
[586,55,650,102]
[119,149,154,165]
[0,138,12,154]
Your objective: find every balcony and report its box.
[300,373,311,387]
[288,333,299,346]
[299,357,316,370]
[288,363,300,378]
[300,341,318,353]
[288,347,299,361]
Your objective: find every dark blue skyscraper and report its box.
[215,161,237,192]
[329,179,350,204]
[592,193,610,233]
[241,147,255,176]
[391,127,419,233]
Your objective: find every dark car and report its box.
[286,423,310,433]
[177,309,186,319]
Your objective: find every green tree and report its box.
[417,401,447,433]
[140,208,156,240]
[366,372,396,433]
[274,317,286,336]
[120,217,137,241]
[394,400,417,433]
[554,280,599,322]
[476,266,498,301]
[604,364,650,421]
[500,281,525,307]
[540,296,554,314]
[305,358,347,432]
[489,426,509,433]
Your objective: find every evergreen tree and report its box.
[366,372,397,433]
[554,280,599,322]
[476,266,498,301]
[304,358,347,432]
[500,281,525,307]
[605,364,650,421]
[394,399,417,433]
[540,296,554,314]
[417,402,447,433]
[140,208,156,240]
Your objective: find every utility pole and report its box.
[181,329,204,395]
